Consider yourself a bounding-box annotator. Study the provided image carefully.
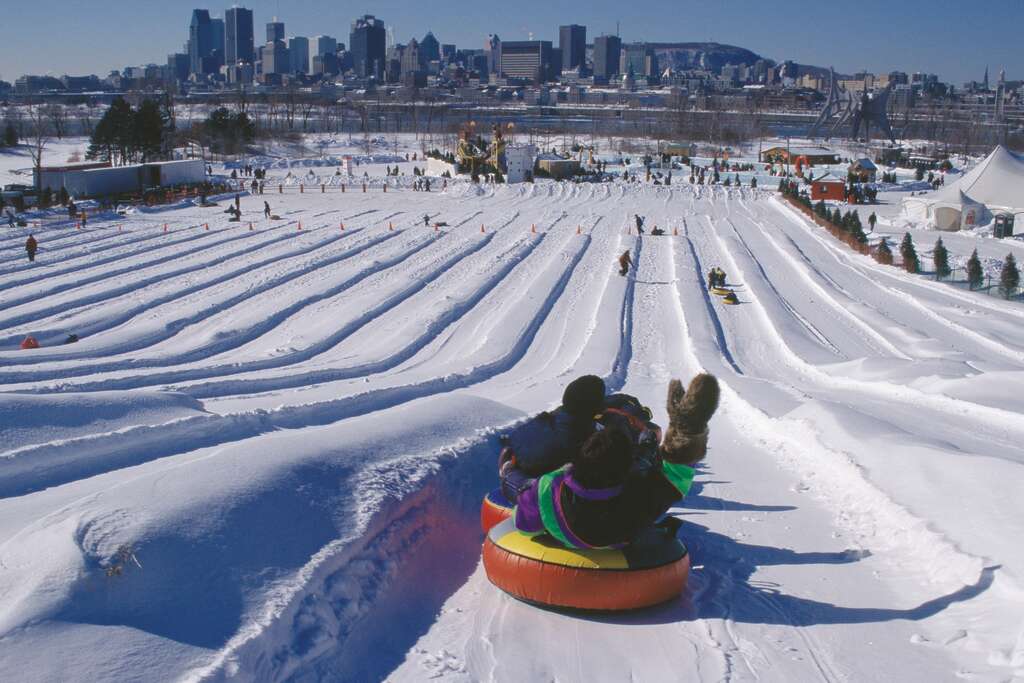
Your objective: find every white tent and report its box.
[902,146,1024,231]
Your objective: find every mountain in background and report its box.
[646,41,850,81]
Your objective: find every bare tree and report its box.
[26,104,51,189]
[45,104,68,139]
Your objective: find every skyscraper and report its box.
[225,6,255,64]
[593,35,621,81]
[350,15,386,79]
[500,41,555,83]
[267,19,285,44]
[559,24,586,71]
[188,10,216,75]
[420,31,441,66]
[289,36,310,74]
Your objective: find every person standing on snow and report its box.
[263,201,271,219]
[619,250,634,277]
[423,214,430,227]
[25,234,38,262]
[634,214,645,235]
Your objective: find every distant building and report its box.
[261,39,289,77]
[760,145,840,165]
[14,75,64,94]
[593,35,621,81]
[188,10,219,75]
[225,6,255,64]
[420,31,441,66]
[620,43,657,79]
[559,24,586,71]
[485,34,501,77]
[266,19,285,44]
[351,15,386,79]
[500,40,556,83]
[60,74,102,92]
[289,36,310,74]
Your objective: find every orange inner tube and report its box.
[482,519,690,611]
[480,488,514,533]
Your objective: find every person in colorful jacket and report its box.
[500,374,719,549]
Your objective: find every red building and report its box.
[810,173,846,201]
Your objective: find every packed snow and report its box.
[0,137,1022,682]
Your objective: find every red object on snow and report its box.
[20,336,40,350]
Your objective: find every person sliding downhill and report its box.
[618,250,634,276]
[500,374,720,549]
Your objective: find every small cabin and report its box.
[810,173,846,201]
[849,158,877,183]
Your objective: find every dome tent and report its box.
[902,146,1024,231]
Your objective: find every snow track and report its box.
[0,179,1021,682]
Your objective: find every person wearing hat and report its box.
[502,374,720,549]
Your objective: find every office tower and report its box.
[420,31,441,65]
[188,10,216,75]
[289,36,310,73]
[350,15,386,78]
[167,53,190,82]
[267,19,285,43]
[225,6,255,64]
[500,41,555,83]
[593,35,621,80]
[559,24,585,71]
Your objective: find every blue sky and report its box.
[1,0,1019,85]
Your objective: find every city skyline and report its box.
[0,0,1020,86]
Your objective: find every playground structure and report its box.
[455,123,536,183]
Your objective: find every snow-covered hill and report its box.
[0,173,1021,682]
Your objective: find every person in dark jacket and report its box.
[25,234,37,262]
[263,201,271,219]
[634,214,645,234]
[618,250,634,276]
[502,374,720,549]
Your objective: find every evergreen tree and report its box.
[932,237,951,279]
[2,122,17,147]
[58,187,69,206]
[900,232,919,273]
[134,99,165,162]
[814,200,827,218]
[831,208,842,226]
[998,253,1020,299]
[778,178,786,193]
[966,249,984,290]
[876,238,893,265]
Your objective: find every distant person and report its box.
[264,201,271,219]
[634,214,645,235]
[25,234,37,262]
[423,214,431,227]
[651,226,665,236]
[67,201,77,219]
[618,250,634,277]
[234,194,241,211]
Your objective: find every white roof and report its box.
[925,146,1024,211]
[851,158,877,170]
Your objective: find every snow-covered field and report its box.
[1,142,1023,682]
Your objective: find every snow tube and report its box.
[721,296,739,306]
[480,488,514,533]
[482,518,690,611]
[710,287,732,296]
[20,336,40,350]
